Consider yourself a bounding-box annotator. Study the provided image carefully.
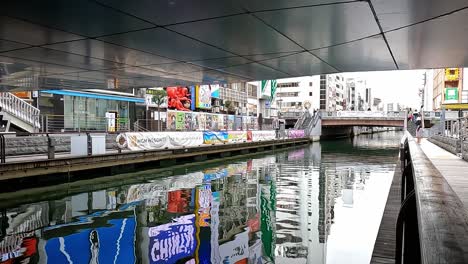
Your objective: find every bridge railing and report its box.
[322,111,406,118]
[396,131,468,263]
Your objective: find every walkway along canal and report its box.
[0,131,402,263]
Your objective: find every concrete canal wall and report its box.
[0,137,310,182]
[4,134,118,156]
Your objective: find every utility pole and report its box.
[421,72,427,130]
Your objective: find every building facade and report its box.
[274,76,320,113]
[433,68,468,110]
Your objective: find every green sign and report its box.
[445,87,459,101]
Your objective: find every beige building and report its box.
[433,68,468,110]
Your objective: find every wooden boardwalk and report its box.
[419,139,468,209]
[371,139,468,264]
[370,161,401,263]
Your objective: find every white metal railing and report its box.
[424,111,459,120]
[322,111,406,118]
[321,111,458,120]
[0,92,41,130]
[443,117,468,139]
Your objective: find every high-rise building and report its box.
[319,74,345,111]
[346,78,370,111]
[387,103,394,112]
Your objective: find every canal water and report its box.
[0,131,401,264]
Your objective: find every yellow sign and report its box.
[445,68,459,81]
[443,103,468,110]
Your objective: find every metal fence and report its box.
[40,115,130,133]
[134,117,275,132]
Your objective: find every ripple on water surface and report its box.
[0,131,402,264]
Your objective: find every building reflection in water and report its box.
[0,132,400,264]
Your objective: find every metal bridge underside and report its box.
[1,0,468,91]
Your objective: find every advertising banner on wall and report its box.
[211,84,220,99]
[148,214,196,264]
[235,117,242,131]
[251,131,276,141]
[205,114,213,131]
[167,112,176,130]
[211,114,219,131]
[196,85,212,109]
[196,113,206,130]
[228,115,235,130]
[116,132,204,150]
[223,115,228,130]
[228,131,247,143]
[167,87,192,111]
[184,112,194,131]
[203,131,228,144]
[288,130,305,139]
[176,112,185,130]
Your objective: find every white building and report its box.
[346,78,371,111]
[273,76,320,114]
[319,74,346,111]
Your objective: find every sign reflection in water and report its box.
[0,131,401,264]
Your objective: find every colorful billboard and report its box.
[196,85,211,109]
[167,87,192,111]
[167,112,176,130]
[211,84,220,99]
[176,112,185,130]
[148,214,196,264]
[203,131,228,144]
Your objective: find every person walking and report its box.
[415,115,423,143]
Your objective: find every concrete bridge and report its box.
[296,110,460,140]
[321,111,407,127]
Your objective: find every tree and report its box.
[224,100,235,114]
[152,89,167,131]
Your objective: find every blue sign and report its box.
[190,86,196,111]
[148,214,196,264]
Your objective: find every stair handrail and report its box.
[305,111,321,136]
[0,92,41,129]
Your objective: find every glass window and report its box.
[64,95,74,129]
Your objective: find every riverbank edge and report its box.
[0,138,311,182]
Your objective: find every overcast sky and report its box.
[341,70,427,109]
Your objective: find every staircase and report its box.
[0,92,40,133]
[294,111,320,137]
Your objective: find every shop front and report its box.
[39,90,145,132]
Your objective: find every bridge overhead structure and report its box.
[1,1,468,90]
